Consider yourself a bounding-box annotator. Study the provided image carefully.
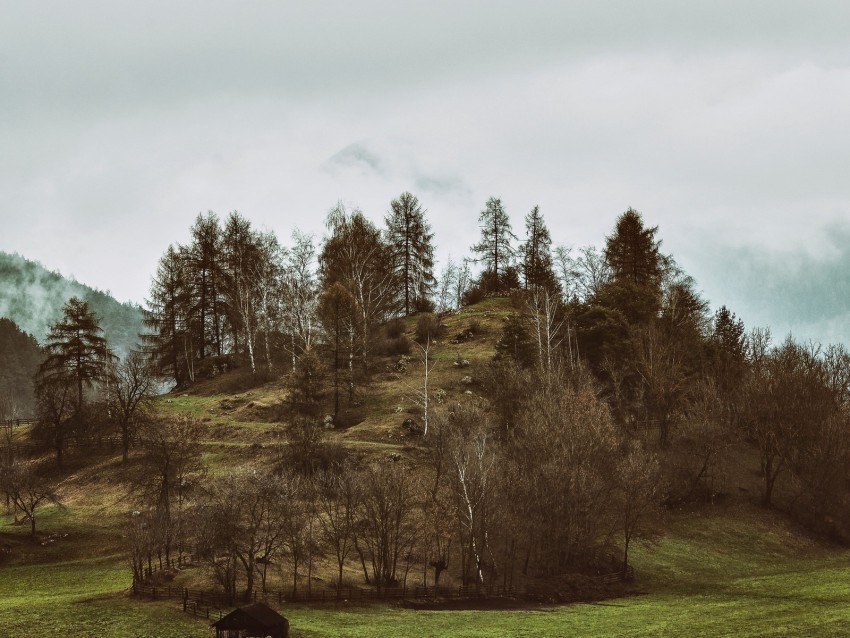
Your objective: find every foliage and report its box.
[384,192,436,316]
[471,197,517,293]
[415,313,440,344]
[0,318,42,415]
[520,206,560,294]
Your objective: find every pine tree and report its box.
[520,206,559,294]
[384,192,435,315]
[471,197,517,292]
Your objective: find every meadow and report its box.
[2,501,848,637]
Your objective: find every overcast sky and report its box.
[2,1,850,344]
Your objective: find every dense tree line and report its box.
[0,318,43,415]
[8,192,850,601]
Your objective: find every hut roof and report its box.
[212,601,287,630]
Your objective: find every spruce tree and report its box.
[603,208,663,289]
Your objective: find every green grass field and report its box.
[3,501,849,637]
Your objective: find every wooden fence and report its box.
[2,419,35,429]
[133,566,633,618]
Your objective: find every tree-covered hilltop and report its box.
[0,251,144,357]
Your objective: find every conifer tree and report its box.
[384,192,435,315]
[471,197,516,292]
[145,244,191,386]
[520,205,559,294]
[39,296,111,413]
[604,208,663,290]
[187,212,225,359]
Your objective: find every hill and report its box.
[0,318,43,415]
[2,298,850,636]
[0,251,145,358]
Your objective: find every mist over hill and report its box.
[0,251,145,357]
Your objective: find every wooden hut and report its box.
[211,601,289,638]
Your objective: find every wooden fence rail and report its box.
[2,419,36,429]
[133,565,633,617]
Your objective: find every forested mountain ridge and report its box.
[0,317,42,415]
[0,251,144,357]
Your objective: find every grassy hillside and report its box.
[2,297,849,636]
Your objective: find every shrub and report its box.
[413,297,436,313]
[382,335,412,356]
[385,317,406,339]
[462,285,486,307]
[415,313,440,343]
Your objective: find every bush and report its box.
[462,285,486,307]
[385,318,406,340]
[382,335,412,356]
[283,418,350,475]
[413,297,436,313]
[415,313,440,343]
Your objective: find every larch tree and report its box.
[144,244,191,387]
[471,197,516,293]
[384,192,436,315]
[187,212,225,359]
[520,206,559,294]
[39,296,111,415]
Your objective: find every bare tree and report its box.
[404,337,438,437]
[614,441,664,577]
[525,286,565,378]
[111,351,156,462]
[438,402,497,585]
[436,257,458,313]
[196,471,291,601]
[0,460,62,537]
[357,460,419,592]
[316,467,360,591]
[134,415,206,567]
[32,374,77,467]
[281,230,319,370]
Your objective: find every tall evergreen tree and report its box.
[221,211,255,356]
[384,192,435,315]
[145,244,191,387]
[604,208,663,290]
[39,296,111,413]
[187,212,225,359]
[471,197,517,292]
[520,206,559,294]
